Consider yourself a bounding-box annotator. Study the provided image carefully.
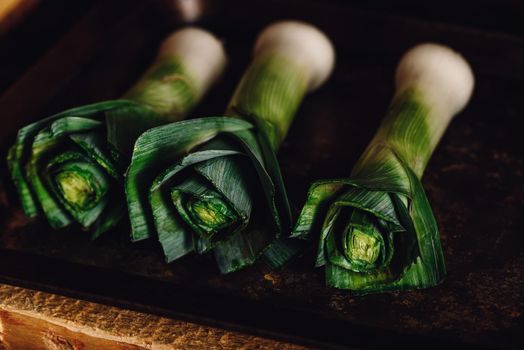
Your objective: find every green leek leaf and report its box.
[7,101,143,235]
[293,90,447,294]
[125,52,314,273]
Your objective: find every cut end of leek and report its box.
[395,43,474,116]
[347,229,380,264]
[189,197,236,229]
[172,188,239,238]
[159,27,227,98]
[254,20,335,91]
[55,171,98,210]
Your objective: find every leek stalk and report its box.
[7,28,226,237]
[126,21,335,273]
[292,43,474,293]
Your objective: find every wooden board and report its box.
[0,283,312,349]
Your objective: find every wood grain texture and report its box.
[0,284,312,350]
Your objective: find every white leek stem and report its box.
[394,43,474,147]
[158,27,227,99]
[253,20,335,92]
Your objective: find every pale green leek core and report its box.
[55,171,97,210]
[347,230,379,264]
[171,180,240,239]
[187,195,238,233]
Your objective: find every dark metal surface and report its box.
[0,1,523,349]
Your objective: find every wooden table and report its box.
[0,283,312,349]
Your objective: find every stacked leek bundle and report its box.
[7,28,227,237]
[8,17,474,294]
[293,44,474,293]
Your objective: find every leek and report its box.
[7,28,226,237]
[126,21,335,273]
[292,43,474,293]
